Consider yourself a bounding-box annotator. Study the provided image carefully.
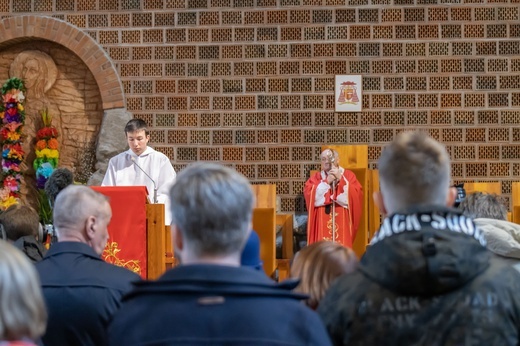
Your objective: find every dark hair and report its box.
[124,119,149,136]
[44,168,74,207]
[0,205,40,240]
[459,192,508,221]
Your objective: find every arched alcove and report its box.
[0,15,130,206]
[0,15,124,109]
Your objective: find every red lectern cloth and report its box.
[91,186,148,279]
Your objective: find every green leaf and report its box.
[37,189,53,225]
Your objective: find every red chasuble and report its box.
[304,169,363,248]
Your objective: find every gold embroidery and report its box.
[102,242,141,275]
[323,210,340,242]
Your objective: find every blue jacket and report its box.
[35,242,141,346]
[109,264,332,345]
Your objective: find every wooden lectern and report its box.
[91,186,169,280]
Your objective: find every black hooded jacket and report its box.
[319,206,520,346]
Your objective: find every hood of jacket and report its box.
[13,235,46,263]
[361,205,490,297]
[124,264,306,301]
[474,218,520,260]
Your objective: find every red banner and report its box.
[91,186,148,279]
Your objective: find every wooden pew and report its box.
[464,182,501,195]
[251,184,295,280]
[512,182,520,224]
[252,207,277,277]
[276,213,294,260]
[251,184,277,277]
[276,213,294,281]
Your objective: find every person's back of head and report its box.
[458,192,508,221]
[44,168,74,207]
[169,162,254,263]
[0,241,47,342]
[53,185,111,255]
[291,241,358,310]
[377,131,452,214]
[0,205,39,241]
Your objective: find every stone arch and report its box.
[0,15,124,109]
[0,15,131,187]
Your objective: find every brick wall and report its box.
[5,0,520,212]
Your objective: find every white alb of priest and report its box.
[102,119,176,225]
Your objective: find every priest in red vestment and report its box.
[304,149,363,248]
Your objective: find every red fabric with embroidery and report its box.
[91,186,147,278]
[304,170,363,248]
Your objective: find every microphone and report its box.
[130,156,158,203]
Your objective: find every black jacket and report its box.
[13,235,46,262]
[319,206,520,346]
[109,264,332,346]
[35,242,141,346]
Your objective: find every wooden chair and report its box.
[250,184,296,280]
[251,184,277,277]
[275,213,294,281]
[511,182,520,224]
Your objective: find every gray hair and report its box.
[459,192,508,221]
[321,149,339,161]
[378,131,451,213]
[0,241,46,340]
[169,163,254,257]
[53,185,109,236]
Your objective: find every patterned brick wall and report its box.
[6,0,520,212]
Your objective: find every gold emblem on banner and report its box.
[102,242,141,275]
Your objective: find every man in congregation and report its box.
[108,163,332,345]
[319,131,520,345]
[304,149,363,248]
[459,191,520,263]
[35,185,140,346]
[102,118,176,224]
[0,205,46,262]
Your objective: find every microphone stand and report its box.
[131,157,158,203]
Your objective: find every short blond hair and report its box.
[378,131,451,212]
[290,241,358,310]
[0,241,47,341]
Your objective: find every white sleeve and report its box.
[156,158,176,225]
[314,181,331,207]
[335,176,349,208]
[101,158,117,186]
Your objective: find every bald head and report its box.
[53,186,111,254]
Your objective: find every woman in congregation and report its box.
[290,240,358,310]
[0,241,47,346]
